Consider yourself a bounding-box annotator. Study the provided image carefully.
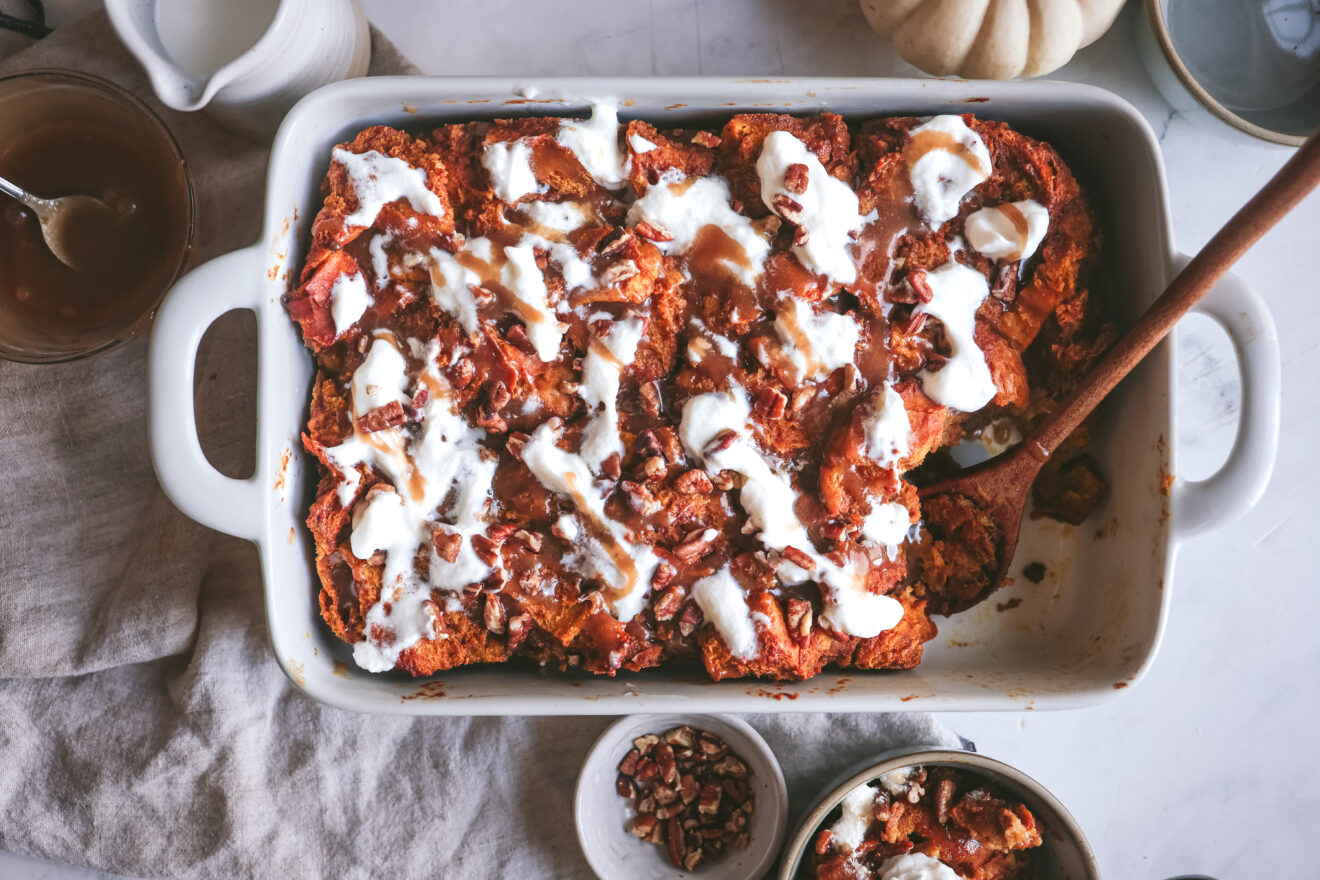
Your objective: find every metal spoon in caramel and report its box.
[0,172,117,272]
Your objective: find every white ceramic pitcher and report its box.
[107,0,371,140]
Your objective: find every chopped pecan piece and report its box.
[595,227,634,256]
[512,529,542,552]
[621,480,661,516]
[907,267,935,303]
[785,598,813,641]
[784,163,810,195]
[449,357,475,389]
[642,455,668,481]
[505,431,531,461]
[505,323,536,354]
[652,586,684,621]
[636,428,663,457]
[487,523,517,544]
[704,429,739,456]
[483,594,506,634]
[358,400,405,433]
[634,218,674,242]
[674,468,713,494]
[772,193,806,224]
[992,260,1021,302]
[470,534,501,567]
[651,563,676,590]
[505,613,532,650]
[601,259,639,286]
[431,527,462,564]
[781,545,816,571]
[673,528,718,563]
[709,470,737,492]
[690,130,720,148]
[753,386,788,419]
[678,602,704,637]
[630,813,658,840]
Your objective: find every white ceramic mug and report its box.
[107,0,371,141]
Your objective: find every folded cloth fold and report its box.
[0,14,962,879]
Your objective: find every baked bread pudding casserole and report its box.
[285,105,1112,679]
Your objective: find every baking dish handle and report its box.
[1171,259,1281,539]
[149,246,265,542]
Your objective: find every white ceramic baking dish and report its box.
[148,77,1280,715]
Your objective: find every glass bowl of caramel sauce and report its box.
[0,69,194,362]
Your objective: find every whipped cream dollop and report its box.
[757,130,864,284]
[830,784,877,852]
[627,174,771,286]
[517,200,596,290]
[352,336,409,417]
[519,420,661,621]
[691,567,761,659]
[680,388,904,638]
[863,382,911,468]
[482,138,544,204]
[876,766,925,799]
[965,199,1049,262]
[861,502,915,562]
[332,337,499,672]
[329,270,371,336]
[578,315,646,473]
[913,261,996,412]
[427,248,482,336]
[770,297,859,383]
[557,102,627,189]
[877,853,960,880]
[905,115,992,227]
[427,237,566,361]
[369,231,394,290]
[627,132,658,154]
[502,243,563,360]
[333,148,447,227]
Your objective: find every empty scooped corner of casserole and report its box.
[283,104,1112,680]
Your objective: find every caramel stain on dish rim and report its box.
[331,660,351,678]
[750,688,799,701]
[402,681,448,700]
[288,659,306,686]
[904,129,989,177]
[274,447,291,491]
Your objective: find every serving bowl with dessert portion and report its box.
[779,748,1097,880]
[147,76,1280,715]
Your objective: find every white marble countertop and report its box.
[3,1,1316,878]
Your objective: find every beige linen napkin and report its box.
[0,14,960,878]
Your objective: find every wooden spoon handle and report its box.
[1027,130,1320,459]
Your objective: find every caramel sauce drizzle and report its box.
[904,129,988,177]
[561,471,641,606]
[997,202,1030,257]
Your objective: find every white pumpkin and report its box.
[860,0,1126,80]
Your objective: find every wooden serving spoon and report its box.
[918,129,1320,602]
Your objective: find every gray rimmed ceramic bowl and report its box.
[777,747,1098,880]
[1136,0,1320,146]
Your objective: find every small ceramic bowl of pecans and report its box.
[575,714,788,880]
